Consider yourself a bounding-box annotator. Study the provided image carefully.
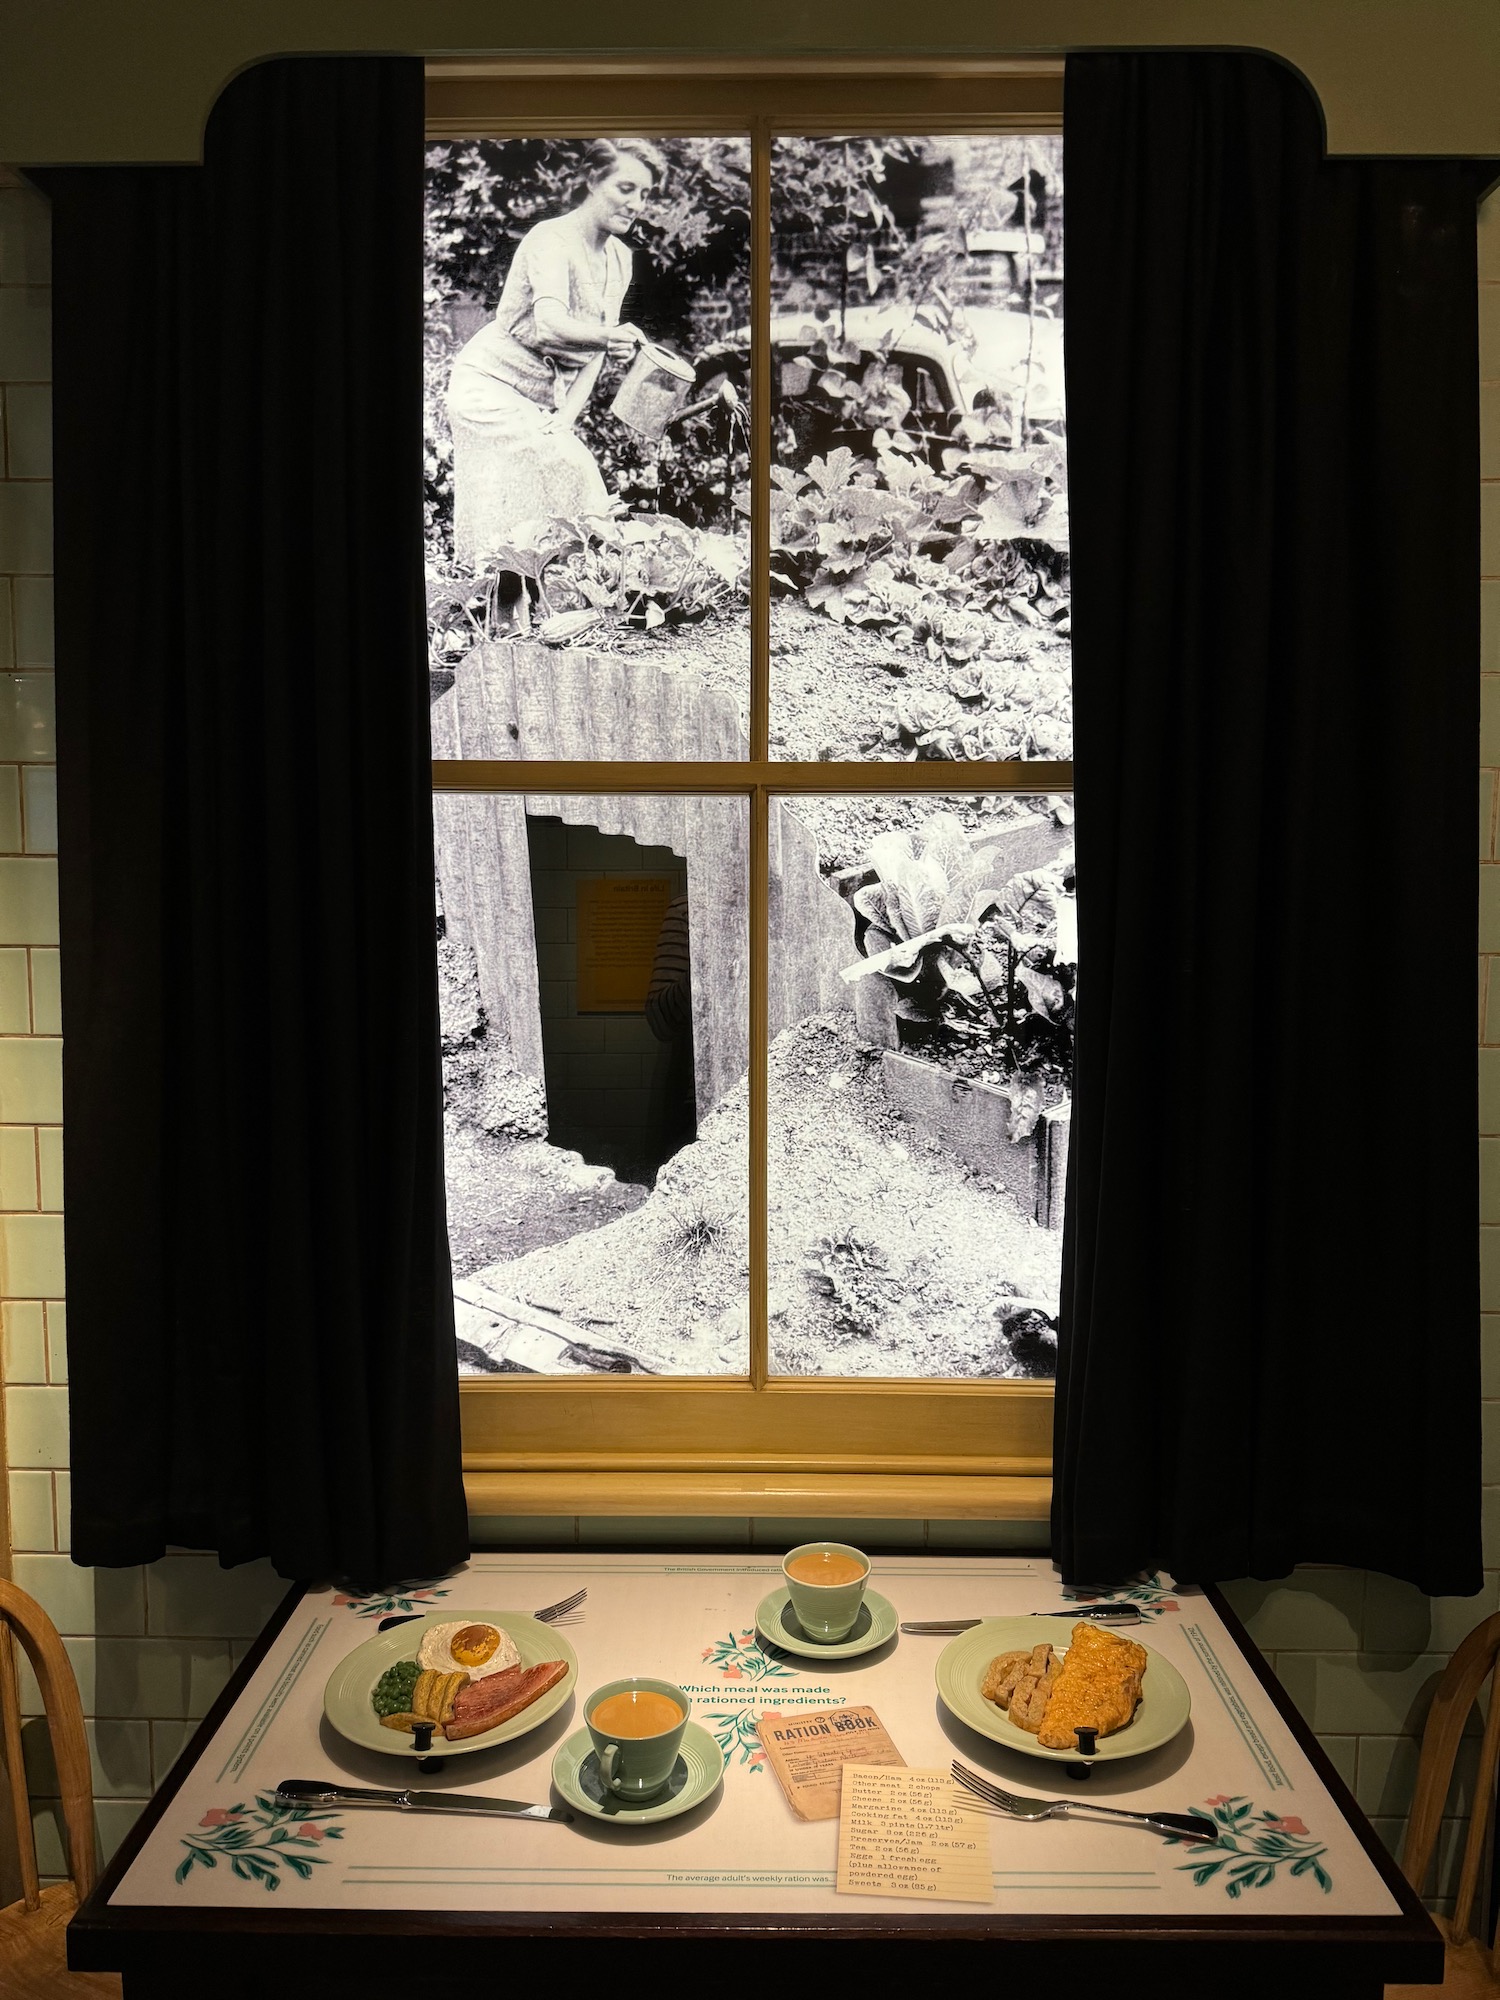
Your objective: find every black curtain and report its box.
[39,57,469,1586]
[1055,52,1487,1597]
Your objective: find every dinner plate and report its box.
[324,1610,578,1759]
[552,1721,723,1824]
[755,1586,899,1660]
[934,1615,1190,1764]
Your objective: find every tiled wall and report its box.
[0,166,1495,1911]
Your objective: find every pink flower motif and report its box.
[1267,1816,1308,1836]
[300,1823,325,1841]
[701,1647,714,1660]
[199,1808,233,1827]
[1204,1795,1234,1807]
[720,1664,743,1679]
[333,1595,354,1607]
[1157,1600,1180,1612]
[749,1751,766,1766]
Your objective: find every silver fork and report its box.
[950,1760,1215,1844]
[532,1587,587,1624]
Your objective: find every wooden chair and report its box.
[1388,1610,1500,1998]
[0,1577,120,1995]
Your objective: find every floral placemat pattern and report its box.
[176,1794,345,1892]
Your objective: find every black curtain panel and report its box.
[1054,51,1487,1596]
[39,57,469,1586]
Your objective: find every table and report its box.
[69,1549,1441,1992]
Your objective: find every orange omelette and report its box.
[1035,1621,1149,1751]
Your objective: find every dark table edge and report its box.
[65,1548,1444,1976]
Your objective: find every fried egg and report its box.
[416,1620,520,1682]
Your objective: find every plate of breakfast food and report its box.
[935,1616,1190,1763]
[324,1614,578,1758]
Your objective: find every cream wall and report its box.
[0,118,1496,1911]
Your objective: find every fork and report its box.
[532,1587,587,1624]
[950,1760,1215,1844]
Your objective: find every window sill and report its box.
[463,1469,1051,1520]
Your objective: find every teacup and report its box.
[585,1678,690,1800]
[782,1541,870,1642]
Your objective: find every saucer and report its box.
[552,1720,723,1824]
[755,1586,899,1659]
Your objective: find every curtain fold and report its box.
[1055,51,1486,1596]
[41,56,469,1586]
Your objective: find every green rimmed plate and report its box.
[552,1721,723,1824]
[755,1586,898,1660]
[935,1616,1190,1763]
[324,1611,577,1759]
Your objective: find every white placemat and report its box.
[109,1554,1398,1919]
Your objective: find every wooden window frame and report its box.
[429,59,1067,1521]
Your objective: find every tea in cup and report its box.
[782,1541,870,1642]
[585,1678,690,1800]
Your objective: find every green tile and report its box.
[1481,1049,1500,1128]
[1485,1142,1500,1224]
[0,286,50,381]
[1486,386,1500,481]
[2,1295,44,1379]
[0,1037,60,1119]
[1483,882,1500,960]
[0,676,53,762]
[31,1797,143,1878]
[0,766,20,853]
[45,1299,65,1381]
[0,1122,35,1206]
[1272,1650,1449,1735]
[1218,1568,1365,1652]
[1486,582,1500,677]
[0,946,28,1030]
[29,946,58,1031]
[1372,1813,1468,1904]
[12,579,51,666]
[1484,1315,1500,1398]
[1486,283,1500,384]
[1483,1485,1500,1569]
[469,1514,577,1547]
[0,187,51,285]
[3,383,50,477]
[577,1516,753,1548]
[0,578,10,669]
[1482,774,1495,860]
[1362,1568,1498,1653]
[0,484,51,573]
[1484,1228,1500,1311]
[4,1381,68,1466]
[143,1554,287,1638]
[0,855,57,942]
[23,1715,151,1801]
[8,1467,53,1550]
[1,1210,64,1294]
[22,765,54,851]
[1486,1409,1500,1488]
[1359,1732,1482,1825]
[1487,486,1500,580]
[1484,680,1500,767]
[925,1519,1051,1550]
[11,1555,144,1637]
[746,1517,925,1550]
[14,1634,236,1722]
[53,1468,69,1550]
[1314,1732,1357,1790]
[151,1717,200,1788]
[36,1124,60,1209]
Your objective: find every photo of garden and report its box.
[425,134,1071,1381]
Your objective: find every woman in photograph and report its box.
[447,138,663,601]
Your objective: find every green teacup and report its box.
[585,1678,690,1800]
[782,1541,871,1642]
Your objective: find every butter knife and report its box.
[276,1779,573,1824]
[901,1605,1144,1634]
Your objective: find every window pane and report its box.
[438,793,748,1375]
[770,137,1068,762]
[425,139,750,757]
[769,792,1072,1377]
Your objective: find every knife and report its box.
[901,1606,1145,1635]
[276,1779,573,1824]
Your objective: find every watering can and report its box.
[609,342,724,439]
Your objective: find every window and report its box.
[424,61,1068,1518]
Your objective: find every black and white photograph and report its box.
[769,135,1068,762]
[426,133,1072,1381]
[424,136,752,754]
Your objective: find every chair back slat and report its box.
[0,1623,42,1911]
[0,1579,96,1900]
[1400,1609,1500,1942]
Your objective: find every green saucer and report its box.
[755,1586,899,1659]
[552,1721,723,1824]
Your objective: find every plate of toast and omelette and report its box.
[935,1616,1191,1763]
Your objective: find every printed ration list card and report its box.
[836,1766,993,1904]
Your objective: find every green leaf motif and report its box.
[1169,1796,1333,1901]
